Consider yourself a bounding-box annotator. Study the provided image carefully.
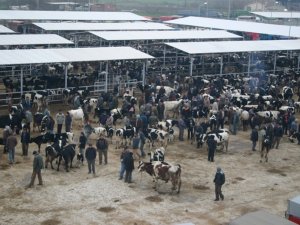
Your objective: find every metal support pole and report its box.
[163,45,166,68]
[247,53,251,76]
[297,53,300,72]
[64,63,68,89]
[175,50,178,80]
[190,56,194,77]
[220,55,223,75]
[273,53,277,75]
[142,61,146,86]
[21,67,24,95]
[105,62,108,92]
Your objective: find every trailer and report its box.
[286,195,300,224]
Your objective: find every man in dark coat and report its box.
[79,132,87,163]
[213,167,225,201]
[85,143,97,175]
[207,135,217,162]
[273,123,283,149]
[21,127,30,157]
[28,151,44,188]
[123,150,134,183]
[65,111,72,132]
[250,126,258,151]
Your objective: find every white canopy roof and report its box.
[252,11,300,19]
[229,210,296,225]
[166,39,300,55]
[0,25,15,33]
[34,22,173,31]
[0,10,148,21]
[0,34,73,46]
[166,16,300,38]
[0,47,153,66]
[90,30,241,41]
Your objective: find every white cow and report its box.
[33,93,44,111]
[279,106,295,114]
[164,99,183,119]
[93,126,106,136]
[198,129,230,152]
[68,108,85,125]
[257,110,280,120]
[156,86,175,97]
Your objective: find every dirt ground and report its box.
[0,103,299,225]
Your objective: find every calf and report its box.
[145,128,169,149]
[149,147,165,162]
[57,144,76,172]
[260,136,272,163]
[115,125,136,149]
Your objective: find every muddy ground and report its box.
[0,103,299,225]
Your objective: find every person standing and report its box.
[119,146,129,180]
[273,123,283,149]
[28,151,44,188]
[65,111,72,132]
[96,135,108,165]
[25,110,33,133]
[2,125,12,154]
[213,167,225,201]
[138,129,146,158]
[207,135,217,162]
[85,143,97,175]
[6,130,18,164]
[21,127,30,158]
[132,133,141,160]
[55,110,65,134]
[79,132,87,164]
[178,117,186,141]
[123,150,134,183]
[250,126,258,151]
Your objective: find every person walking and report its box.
[178,117,186,141]
[21,127,30,158]
[213,167,225,201]
[65,111,72,132]
[250,126,258,151]
[28,151,44,188]
[6,130,18,164]
[138,129,146,158]
[207,135,217,162]
[273,123,283,149]
[119,146,129,180]
[96,134,109,165]
[55,109,65,134]
[123,149,134,183]
[85,143,97,175]
[2,125,12,154]
[79,132,87,164]
[132,133,141,160]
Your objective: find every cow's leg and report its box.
[57,156,61,171]
[50,158,55,170]
[260,148,264,163]
[65,160,69,172]
[265,148,269,162]
[225,140,229,152]
[38,144,41,153]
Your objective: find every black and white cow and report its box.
[282,86,294,100]
[115,125,136,149]
[197,129,230,152]
[145,128,169,149]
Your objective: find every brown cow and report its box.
[138,161,181,193]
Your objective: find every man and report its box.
[85,143,97,175]
[178,117,186,141]
[79,132,87,164]
[213,167,225,201]
[250,126,259,151]
[6,130,18,164]
[207,135,217,162]
[28,151,44,187]
[21,127,30,157]
[123,149,134,183]
[55,110,65,134]
[96,135,108,165]
[273,123,283,149]
[2,125,12,154]
[119,146,129,180]
[65,111,72,132]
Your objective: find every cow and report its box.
[145,128,169,149]
[149,147,165,162]
[45,143,62,170]
[115,125,136,149]
[57,144,76,172]
[282,86,294,100]
[256,111,280,121]
[156,85,175,97]
[93,126,106,136]
[240,110,250,131]
[33,93,46,112]
[110,108,123,125]
[68,108,85,125]
[289,132,300,145]
[260,136,272,163]
[294,102,300,113]
[157,119,178,131]
[279,106,295,114]
[137,161,182,193]
[84,98,98,114]
[33,112,45,132]
[163,99,183,119]
[197,129,230,152]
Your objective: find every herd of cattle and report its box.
[1,68,300,193]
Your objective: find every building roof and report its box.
[165,39,300,55]
[0,25,15,34]
[0,47,154,66]
[0,34,73,46]
[165,16,300,38]
[90,30,241,41]
[34,22,173,31]
[0,10,148,21]
[252,11,300,19]
[229,210,296,225]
